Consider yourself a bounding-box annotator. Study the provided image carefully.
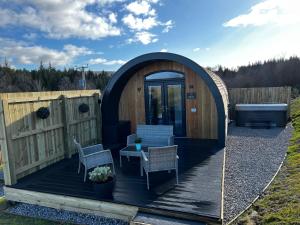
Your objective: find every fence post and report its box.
[61,95,72,158]
[0,100,17,185]
[94,93,102,143]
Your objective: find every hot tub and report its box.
[235,103,288,127]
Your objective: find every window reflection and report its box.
[145,72,184,80]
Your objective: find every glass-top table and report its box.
[119,145,148,176]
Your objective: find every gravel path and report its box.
[0,170,4,197]
[0,184,3,197]
[7,203,128,225]
[223,123,293,224]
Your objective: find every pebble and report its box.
[223,123,292,224]
[8,202,128,225]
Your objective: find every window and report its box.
[145,71,184,80]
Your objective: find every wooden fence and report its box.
[228,86,291,119]
[0,90,101,185]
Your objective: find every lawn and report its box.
[233,98,300,225]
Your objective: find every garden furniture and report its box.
[141,145,179,190]
[73,138,115,182]
[127,125,174,147]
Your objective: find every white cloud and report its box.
[104,59,127,65]
[109,12,117,24]
[123,0,173,44]
[23,33,38,40]
[132,31,158,45]
[160,48,168,52]
[210,0,300,68]
[0,0,121,39]
[122,14,158,31]
[126,0,156,16]
[88,58,107,65]
[97,0,125,5]
[223,0,300,27]
[161,20,173,33]
[200,24,300,68]
[0,8,16,27]
[63,45,93,57]
[193,47,210,52]
[147,0,159,3]
[127,31,158,45]
[0,38,91,66]
[122,14,173,33]
[88,57,127,65]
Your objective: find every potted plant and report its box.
[135,137,142,151]
[89,166,115,198]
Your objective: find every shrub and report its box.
[88,166,113,183]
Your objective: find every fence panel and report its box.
[64,94,101,157]
[0,90,101,185]
[228,86,291,120]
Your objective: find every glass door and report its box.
[145,80,186,136]
[146,84,164,125]
[166,82,185,136]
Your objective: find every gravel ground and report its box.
[223,123,293,224]
[7,203,128,225]
[0,184,3,197]
[0,170,4,196]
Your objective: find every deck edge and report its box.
[139,206,222,225]
[220,147,226,222]
[4,186,138,222]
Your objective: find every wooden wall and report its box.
[0,90,101,185]
[228,87,291,119]
[119,61,218,139]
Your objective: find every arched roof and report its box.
[101,52,228,147]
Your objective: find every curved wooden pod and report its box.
[102,52,229,146]
[119,61,219,139]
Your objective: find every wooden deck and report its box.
[7,139,224,224]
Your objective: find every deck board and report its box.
[10,139,224,221]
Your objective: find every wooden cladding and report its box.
[228,87,291,119]
[119,61,218,139]
[0,90,101,185]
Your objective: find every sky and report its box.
[0,0,299,71]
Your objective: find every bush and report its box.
[88,166,113,183]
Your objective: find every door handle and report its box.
[165,107,168,114]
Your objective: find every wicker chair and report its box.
[127,125,174,147]
[141,145,179,190]
[73,138,115,182]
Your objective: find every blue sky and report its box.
[0,0,299,71]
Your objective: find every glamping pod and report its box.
[102,52,229,147]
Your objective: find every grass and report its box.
[0,211,71,225]
[233,98,300,225]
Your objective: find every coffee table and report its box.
[119,145,148,176]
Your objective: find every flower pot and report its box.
[93,176,115,198]
[135,143,142,151]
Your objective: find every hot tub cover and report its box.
[235,104,288,111]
